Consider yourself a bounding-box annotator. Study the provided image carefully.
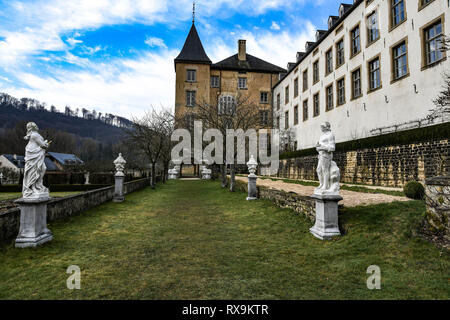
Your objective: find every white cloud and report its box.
[4,50,178,118]
[270,21,280,30]
[144,37,168,49]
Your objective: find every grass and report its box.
[0,180,448,300]
[0,192,81,201]
[251,175,406,197]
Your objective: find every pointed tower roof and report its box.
[174,23,211,65]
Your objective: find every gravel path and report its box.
[235,176,410,207]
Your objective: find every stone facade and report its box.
[0,178,150,242]
[273,0,449,150]
[232,178,315,221]
[425,176,450,242]
[274,139,449,187]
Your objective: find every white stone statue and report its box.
[22,122,50,199]
[314,122,340,195]
[114,153,126,177]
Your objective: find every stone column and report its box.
[113,153,126,203]
[309,194,342,240]
[246,155,258,201]
[15,197,53,248]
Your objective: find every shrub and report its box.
[403,181,425,200]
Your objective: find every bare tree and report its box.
[126,108,174,188]
[178,90,264,191]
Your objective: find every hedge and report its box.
[0,184,110,193]
[280,122,450,160]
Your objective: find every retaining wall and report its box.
[232,178,316,221]
[0,178,151,242]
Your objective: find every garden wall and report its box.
[0,178,151,242]
[271,139,449,187]
[424,176,450,244]
[231,178,315,221]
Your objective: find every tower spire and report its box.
[192,1,195,24]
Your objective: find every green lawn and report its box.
[0,192,81,201]
[0,180,448,299]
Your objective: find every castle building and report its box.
[273,0,449,151]
[174,22,286,131]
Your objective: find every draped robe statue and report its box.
[22,122,50,199]
[314,122,340,195]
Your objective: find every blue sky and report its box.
[0,0,345,118]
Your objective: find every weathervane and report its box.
[192,1,195,23]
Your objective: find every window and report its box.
[259,110,269,126]
[260,92,269,104]
[392,41,408,80]
[367,11,380,44]
[326,85,333,111]
[185,114,195,131]
[285,86,289,104]
[303,70,308,91]
[218,95,236,115]
[337,78,346,105]
[186,69,196,82]
[276,116,280,129]
[294,78,299,97]
[419,0,435,10]
[294,105,299,125]
[326,49,333,74]
[336,39,345,67]
[313,94,320,117]
[186,91,196,106]
[351,25,361,56]
[391,0,405,28]
[369,57,381,91]
[313,61,319,84]
[210,76,220,88]
[294,141,298,150]
[277,93,281,110]
[285,111,289,129]
[352,68,362,99]
[424,20,443,66]
[238,77,247,89]
[302,100,308,121]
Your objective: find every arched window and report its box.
[218,95,236,115]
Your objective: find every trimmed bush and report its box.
[403,181,425,200]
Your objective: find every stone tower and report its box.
[174,22,211,128]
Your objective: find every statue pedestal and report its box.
[113,175,125,203]
[246,174,258,201]
[309,193,342,240]
[15,197,53,248]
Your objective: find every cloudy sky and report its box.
[0,0,344,118]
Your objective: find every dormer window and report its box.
[339,5,344,17]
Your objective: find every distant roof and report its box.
[174,23,211,65]
[212,53,286,74]
[2,154,61,171]
[47,152,83,165]
[2,154,25,169]
[44,157,59,171]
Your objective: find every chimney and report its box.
[238,39,246,61]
